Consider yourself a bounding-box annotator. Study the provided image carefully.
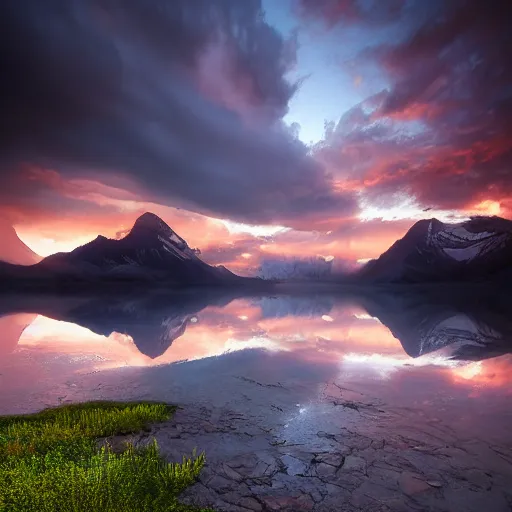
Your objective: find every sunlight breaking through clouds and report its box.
[358,201,468,224]
[220,219,290,237]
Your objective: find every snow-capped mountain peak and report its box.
[425,217,511,262]
[131,213,185,241]
[36,212,241,284]
[126,213,198,261]
[360,215,512,283]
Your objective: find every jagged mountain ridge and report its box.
[359,216,512,283]
[35,212,241,285]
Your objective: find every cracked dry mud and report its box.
[104,385,512,512]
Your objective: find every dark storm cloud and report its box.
[298,0,406,27]
[303,0,512,212]
[0,0,356,226]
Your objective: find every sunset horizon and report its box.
[6,207,509,278]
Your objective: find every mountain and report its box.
[0,220,40,265]
[359,216,512,283]
[1,212,248,287]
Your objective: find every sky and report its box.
[1,0,511,273]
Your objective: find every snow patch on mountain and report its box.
[443,243,487,261]
[424,218,511,263]
[158,235,192,260]
[443,224,494,240]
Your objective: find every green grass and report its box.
[0,401,213,512]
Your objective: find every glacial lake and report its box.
[0,287,511,511]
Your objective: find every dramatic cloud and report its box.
[298,0,406,27]
[303,0,512,216]
[3,0,511,270]
[0,0,356,227]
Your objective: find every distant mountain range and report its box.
[0,212,254,289]
[0,220,41,265]
[358,216,512,283]
[1,213,511,287]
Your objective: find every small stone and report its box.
[222,463,244,482]
[399,472,431,495]
[465,468,492,490]
[317,431,337,440]
[281,454,308,476]
[413,446,431,452]
[427,480,443,488]
[315,452,346,467]
[261,495,314,512]
[342,455,366,473]
[316,462,337,478]
[238,497,263,511]
[207,475,234,493]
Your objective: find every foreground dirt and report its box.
[110,393,512,512]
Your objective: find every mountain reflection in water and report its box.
[0,286,510,396]
[2,286,512,364]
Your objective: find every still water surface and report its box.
[0,289,510,440]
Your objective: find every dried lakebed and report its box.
[80,374,511,512]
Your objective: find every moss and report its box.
[0,401,213,511]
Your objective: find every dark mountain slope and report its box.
[359,216,512,283]
[36,212,240,285]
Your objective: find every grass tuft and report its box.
[0,401,213,511]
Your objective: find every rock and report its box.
[261,494,314,511]
[380,498,413,512]
[281,454,308,476]
[413,445,432,452]
[466,469,492,490]
[399,472,432,495]
[317,431,337,441]
[207,475,234,493]
[342,455,367,473]
[331,471,365,492]
[315,462,337,479]
[221,463,244,482]
[238,497,263,511]
[427,480,443,488]
[314,452,346,467]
